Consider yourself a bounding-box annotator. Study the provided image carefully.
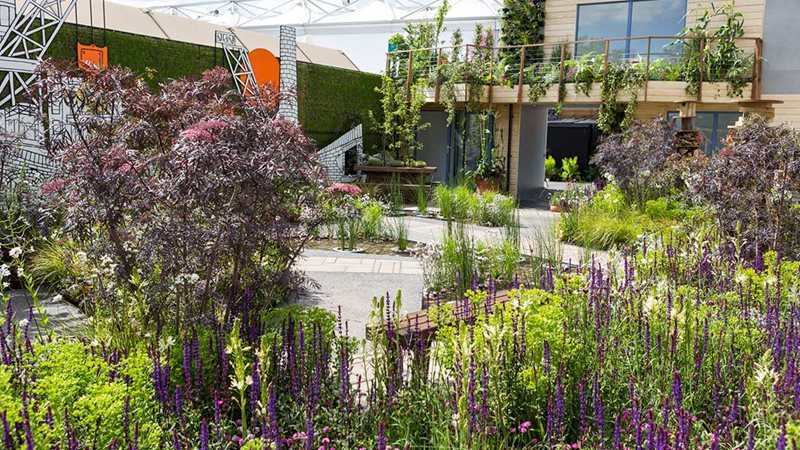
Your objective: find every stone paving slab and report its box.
[298,255,421,275]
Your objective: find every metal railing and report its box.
[386,35,763,104]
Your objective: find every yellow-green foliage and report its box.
[3,341,164,448]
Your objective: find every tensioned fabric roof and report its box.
[110,0,503,73]
[13,0,360,70]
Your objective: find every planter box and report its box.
[355,165,438,186]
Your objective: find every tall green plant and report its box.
[678,1,751,97]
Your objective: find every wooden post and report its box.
[517,46,527,103]
[644,37,651,101]
[385,52,391,75]
[434,48,443,103]
[488,45,495,106]
[406,51,414,102]
[559,44,566,85]
[603,39,610,74]
[752,38,763,100]
[697,38,705,101]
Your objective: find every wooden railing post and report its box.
[644,37,651,101]
[697,38,705,101]
[385,52,391,76]
[406,50,414,101]
[488,44,495,106]
[559,44,566,85]
[603,39,610,74]
[434,48,443,103]
[517,46,526,103]
[752,38,763,100]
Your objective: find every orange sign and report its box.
[248,48,280,90]
[77,43,109,72]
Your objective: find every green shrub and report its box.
[435,184,454,219]
[644,197,683,220]
[560,156,580,181]
[2,341,165,449]
[360,201,386,240]
[544,155,558,180]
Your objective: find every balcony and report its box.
[385,35,763,106]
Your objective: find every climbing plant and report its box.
[678,1,752,97]
[597,62,645,134]
[388,0,450,83]
[371,76,430,162]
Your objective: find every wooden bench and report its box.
[366,290,512,349]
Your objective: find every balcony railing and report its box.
[386,35,763,104]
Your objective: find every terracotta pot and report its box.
[549,204,562,212]
[475,177,500,194]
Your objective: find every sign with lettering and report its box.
[215,30,236,47]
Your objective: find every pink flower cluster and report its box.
[180,120,229,141]
[326,183,362,197]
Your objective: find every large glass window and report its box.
[667,111,740,156]
[576,0,686,59]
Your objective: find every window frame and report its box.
[574,0,688,58]
[666,111,740,156]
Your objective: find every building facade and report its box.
[409,0,798,200]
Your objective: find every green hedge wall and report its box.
[45,24,382,150]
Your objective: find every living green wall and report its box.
[296,62,382,150]
[45,24,382,150]
[48,25,218,85]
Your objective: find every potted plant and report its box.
[468,155,505,194]
[549,191,563,212]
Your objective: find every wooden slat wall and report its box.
[544,0,766,46]
[764,95,800,128]
[497,104,522,195]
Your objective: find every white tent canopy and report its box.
[113,0,502,73]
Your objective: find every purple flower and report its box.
[269,384,281,449]
[1,410,12,450]
[671,371,682,410]
[200,419,209,450]
[543,340,551,375]
[173,430,182,450]
[251,358,262,420]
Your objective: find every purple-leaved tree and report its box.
[34,61,326,329]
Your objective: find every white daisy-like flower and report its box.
[9,247,22,259]
[18,318,29,328]
[16,268,24,278]
[52,294,64,303]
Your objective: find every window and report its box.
[576,0,686,59]
[667,111,740,156]
[452,112,495,177]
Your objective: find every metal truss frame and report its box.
[0,0,77,107]
[124,0,501,29]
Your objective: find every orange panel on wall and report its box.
[248,48,280,90]
[77,43,109,72]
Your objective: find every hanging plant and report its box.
[574,53,603,97]
[440,30,464,126]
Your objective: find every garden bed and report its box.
[355,165,437,186]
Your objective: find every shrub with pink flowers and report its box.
[31,61,326,329]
